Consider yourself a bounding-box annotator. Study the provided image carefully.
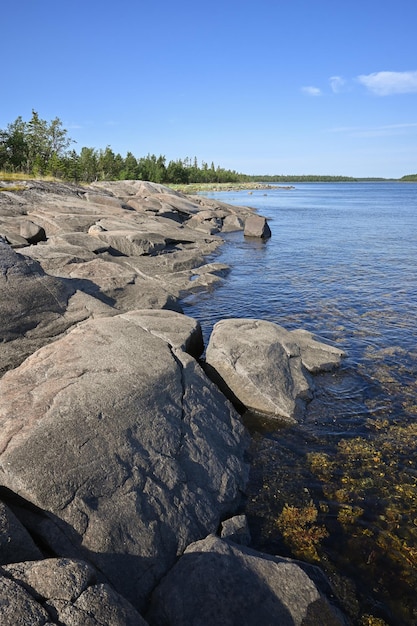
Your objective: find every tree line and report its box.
[0,111,241,184]
[1,111,408,184]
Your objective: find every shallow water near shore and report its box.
[182,182,417,625]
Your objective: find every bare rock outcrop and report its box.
[0,181,258,375]
[244,214,271,238]
[0,179,255,322]
[147,534,347,626]
[205,318,345,421]
[0,237,113,376]
[0,558,146,625]
[0,310,248,611]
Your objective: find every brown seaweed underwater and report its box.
[185,183,417,625]
[244,311,417,626]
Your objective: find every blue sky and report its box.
[2,0,417,177]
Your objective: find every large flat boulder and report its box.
[147,534,347,626]
[205,319,345,421]
[0,311,248,610]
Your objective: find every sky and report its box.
[2,0,417,178]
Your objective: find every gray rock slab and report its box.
[205,318,345,421]
[220,514,251,545]
[0,239,74,374]
[92,229,168,256]
[119,310,204,358]
[289,328,346,373]
[244,214,271,238]
[0,239,115,375]
[58,583,148,625]
[205,318,312,421]
[19,219,47,244]
[0,312,249,610]
[222,213,244,232]
[0,558,147,625]
[23,238,97,272]
[3,558,95,602]
[84,192,127,209]
[147,534,347,626]
[0,227,28,247]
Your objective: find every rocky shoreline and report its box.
[170,181,295,194]
[0,180,347,625]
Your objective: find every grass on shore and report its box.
[0,171,60,182]
[168,182,286,194]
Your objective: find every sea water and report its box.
[183,182,417,625]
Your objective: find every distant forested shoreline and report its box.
[1,111,416,184]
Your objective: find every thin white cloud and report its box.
[301,86,322,97]
[328,122,417,137]
[329,76,346,93]
[357,71,417,95]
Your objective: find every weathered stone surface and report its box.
[58,583,148,625]
[205,318,344,421]
[220,514,251,545]
[1,180,270,331]
[119,309,204,358]
[0,575,51,625]
[205,318,311,420]
[19,219,47,244]
[147,534,347,626]
[0,238,71,339]
[0,500,43,564]
[0,311,248,610]
[244,214,271,238]
[91,229,168,256]
[0,238,103,376]
[289,328,346,373]
[3,558,94,603]
[222,213,244,232]
[0,558,147,625]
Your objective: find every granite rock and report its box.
[205,318,345,421]
[0,311,248,610]
[244,214,271,238]
[147,534,347,626]
[0,558,146,625]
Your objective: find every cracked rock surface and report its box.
[147,534,348,626]
[205,318,345,421]
[0,311,248,611]
[0,557,146,625]
[0,180,347,624]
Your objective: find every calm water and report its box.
[183,183,417,625]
